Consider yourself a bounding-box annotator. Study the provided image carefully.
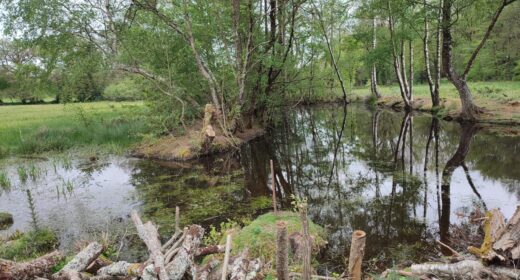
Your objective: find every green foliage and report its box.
[0,229,58,261]
[103,78,144,101]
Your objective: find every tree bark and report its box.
[276,221,289,280]
[0,251,63,280]
[347,230,366,280]
[370,18,380,99]
[131,211,169,280]
[441,0,517,119]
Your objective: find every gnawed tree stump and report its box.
[201,104,217,153]
[347,230,366,280]
[0,251,63,279]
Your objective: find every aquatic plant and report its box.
[17,166,28,184]
[0,171,11,190]
[28,164,41,182]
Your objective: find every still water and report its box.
[1,104,519,271]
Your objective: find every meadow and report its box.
[0,101,146,157]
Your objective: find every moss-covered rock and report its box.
[0,229,58,261]
[0,212,13,230]
[231,211,327,263]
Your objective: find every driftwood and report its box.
[406,208,520,280]
[1,206,259,280]
[0,251,63,279]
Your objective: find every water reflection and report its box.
[259,105,520,271]
[0,104,519,272]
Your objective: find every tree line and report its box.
[0,0,519,129]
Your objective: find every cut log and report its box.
[347,230,366,280]
[411,260,520,279]
[165,225,204,280]
[0,251,63,279]
[131,210,169,280]
[60,242,104,273]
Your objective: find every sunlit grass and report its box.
[350,80,520,103]
[0,101,146,156]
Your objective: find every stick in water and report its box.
[175,206,180,232]
[221,234,232,280]
[270,159,277,214]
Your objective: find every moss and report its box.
[230,211,327,263]
[0,229,59,261]
[0,212,13,230]
[468,211,494,257]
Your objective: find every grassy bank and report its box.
[0,101,146,157]
[290,80,520,123]
[352,81,520,123]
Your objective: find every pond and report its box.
[1,103,519,272]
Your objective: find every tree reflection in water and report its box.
[247,105,519,272]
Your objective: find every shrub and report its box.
[103,78,144,101]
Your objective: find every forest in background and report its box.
[1,0,519,132]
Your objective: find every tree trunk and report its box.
[441,0,516,119]
[371,18,380,99]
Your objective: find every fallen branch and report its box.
[131,210,169,280]
[436,240,461,257]
[0,251,63,279]
[411,260,520,279]
[53,242,104,279]
[196,245,226,257]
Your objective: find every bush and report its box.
[103,78,144,101]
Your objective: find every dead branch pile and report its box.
[381,207,520,280]
[0,209,263,280]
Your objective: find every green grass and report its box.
[0,101,146,156]
[0,229,58,261]
[350,80,520,103]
